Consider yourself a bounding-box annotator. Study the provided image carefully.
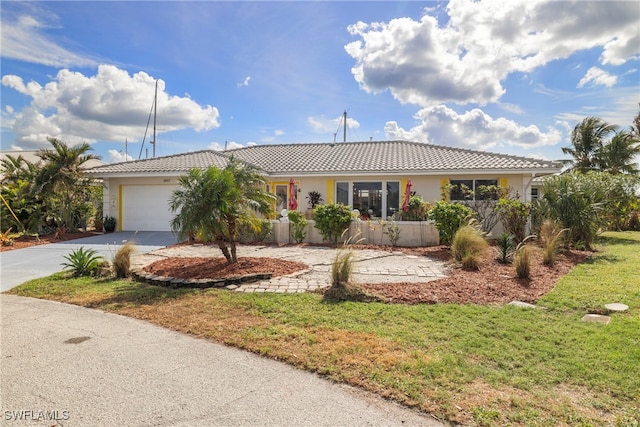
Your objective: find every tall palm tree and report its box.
[33,137,101,230]
[562,116,617,173]
[596,130,640,175]
[170,157,274,264]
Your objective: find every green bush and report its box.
[383,219,401,246]
[61,247,103,277]
[314,203,353,244]
[451,225,488,270]
[287,210,308,243]
[494,232,515,264]
[400,195,431,221]
[103,216,117,233]
[495,198,531,243]
[428,201,474,245]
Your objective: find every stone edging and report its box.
[131,268,272,289]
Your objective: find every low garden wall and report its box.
[265,220,439,247]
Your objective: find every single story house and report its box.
[85,140,562,232]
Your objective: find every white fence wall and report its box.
[262,220,440,247]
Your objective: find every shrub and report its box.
[306,191,324,209]
[495,198,531,243]
[61,247,103,277]
[113,241,137,278]
[401,195,431,221]
[287,210,308,243]
[383,219,401,246]
[451,225,488,270]
[494,232,515,264]
[513,245,531,280]
[314,203,353,244]
[428,201,474,245]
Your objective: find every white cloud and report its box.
[2,65,220,150]
[345,0,639,107]
[0,9,98,68]
[237,76,251,88]
[108,149,134,163]
[384,105,563,150]
[307,114,360,133]
[577,66,618,88]
[208,141,244,151]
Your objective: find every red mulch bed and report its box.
[0,232,95,252]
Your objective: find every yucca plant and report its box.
[494,232,515,264]
[451,224,488,270]
[61,247,103,277]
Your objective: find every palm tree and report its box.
[562,116,617,173]
[596,130,640,174]
[170,157,274,264]
[33,138,101,230]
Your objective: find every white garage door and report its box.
[122,185,178,231]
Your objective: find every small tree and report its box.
[400,195,431,221]
[314,203,353,244]
[428,201,474,245]
[287,210,308,243]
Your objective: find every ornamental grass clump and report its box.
[513,244,531,280]
[539,219,568,266]
[451,224,488,270]
[113,241,137,278]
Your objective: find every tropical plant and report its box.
[451,225,488,270]
[238,218,273,243]
[400,195,431,221]
[428,201,475,245]
[313,203,353,244]
[287,210,308,243]
[0,228,22,246]
[103,216,117,232]
[170,158,274,264]
[1,154,44,233]
[562,116,617,173]
[595,130,640,175]
[113,241,137,278]
[494,232,516,264]
[306,191,324,209]
[61,247,103,277]
[33,138,101,231]
[495,198,531,243]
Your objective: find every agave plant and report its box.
[61,247,103,277]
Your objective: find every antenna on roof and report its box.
[224,140,228,150]
[333,110,348,143]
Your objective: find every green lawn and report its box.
[8,231,640,426]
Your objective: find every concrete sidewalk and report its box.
[0,295,443,427]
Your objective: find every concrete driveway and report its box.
[0,232,177,291]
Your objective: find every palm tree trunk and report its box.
[215,239,233,264]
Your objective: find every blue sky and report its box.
[1,1,639,163]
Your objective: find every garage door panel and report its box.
[122,185,178,231]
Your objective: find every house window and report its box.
[450,179,498,201]
[387,182,400,217]
[531,188,539,200]
[336,182,349,205]
[275,184,288,214]
[353,182,382,218]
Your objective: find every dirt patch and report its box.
[0,232,96,252]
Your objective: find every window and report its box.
[353,182,382,218]
[336,182,349,206]
[386,182,400,217]
[531,188,539,200]
[450,179,498,201]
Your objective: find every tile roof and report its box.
[86,140,562,176]
[85,150,231,175]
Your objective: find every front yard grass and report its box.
[7,231,640,426]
